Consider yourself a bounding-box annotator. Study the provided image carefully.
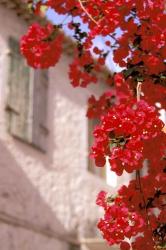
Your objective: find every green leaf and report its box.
[110,142,117,150]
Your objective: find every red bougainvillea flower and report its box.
[47,0,80,16]
[132,232,156,250]
[86,91,117,119]
[143,54,165,75]
[96,192,144,247]
[91,100,164,175]
[86,87,133,120]
[120,241,130,250]
[142,79,166,110]
[20,23,64,68]
[114,73,125,87]
[97,187,165,250]
[96,190,107,208]
[118,174,166,214]
[20,1,166,248]
[69,52,98,87]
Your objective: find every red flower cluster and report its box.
[47,0,80,16]
[86,91,116,119]
[142,80,166,110]
[117,168,166,250]
[119,171,166,213]
[143,55,165,75]
[114,73,134,101]
[21,1,166,249]
[96,191,144,249]
[91,100,164,175]
[69,52,99,87]
[97,182,166,250]
[20,23,64,68]
[86,74,136,120]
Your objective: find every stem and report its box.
[136,170,157,248]
[136,81,142,102]
[136,170,149,222]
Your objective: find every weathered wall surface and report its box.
[0,222,68,250]
[0,5,115,250]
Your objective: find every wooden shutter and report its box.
[31,69,49,152]
[6,37,49,152]
[6,37,31,142]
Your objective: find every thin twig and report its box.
[136,170,157,248]
[77,0,98,25]
[77,0,119,44]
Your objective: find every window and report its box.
[6,37,49,152]
[88,118,118,187]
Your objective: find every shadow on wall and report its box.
[46,58,110,172]
[0,140,74,249]
[43,66,89,172]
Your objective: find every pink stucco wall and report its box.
[0,4,118,250]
